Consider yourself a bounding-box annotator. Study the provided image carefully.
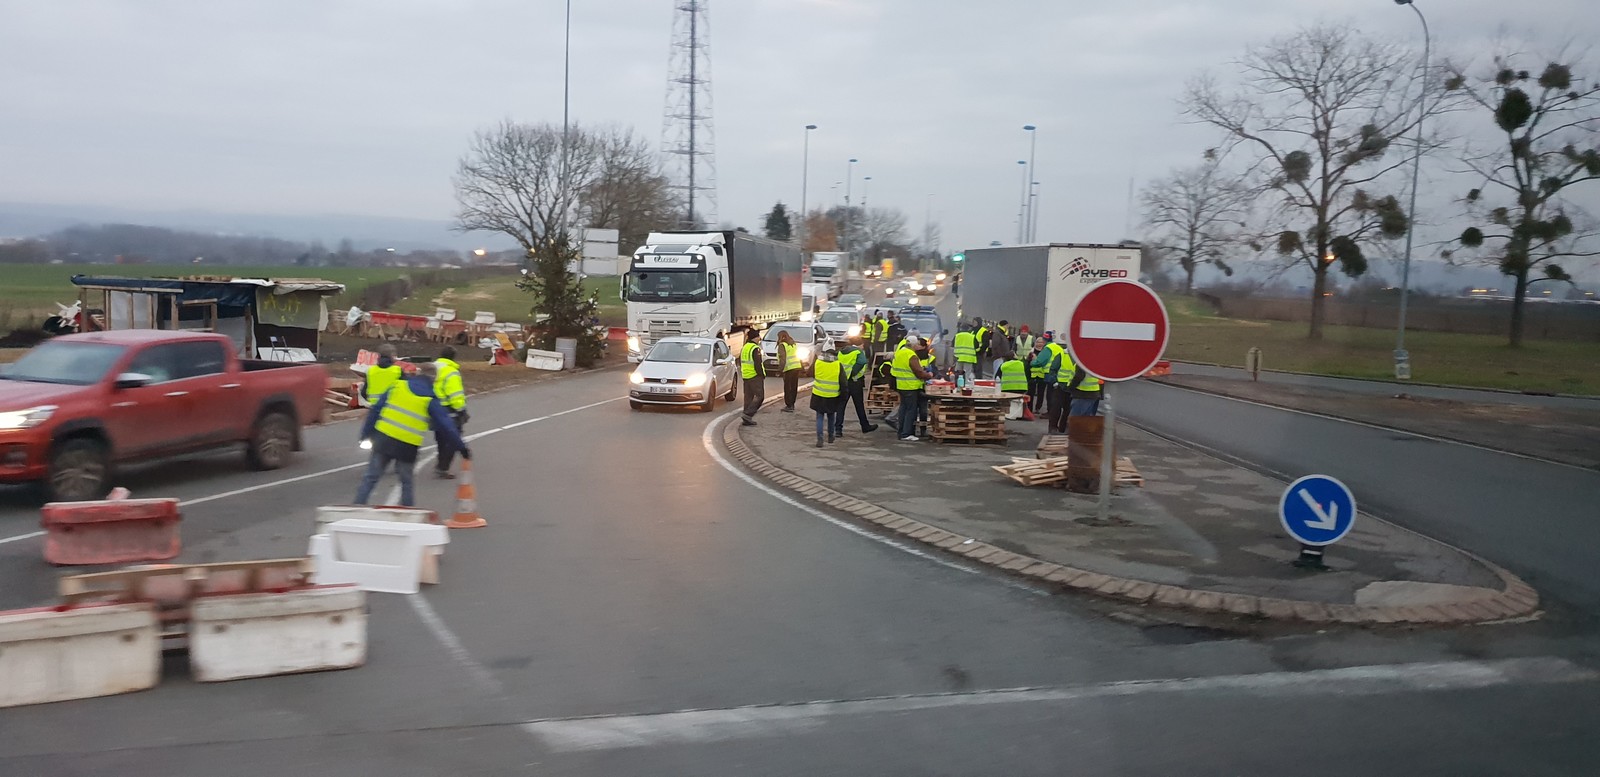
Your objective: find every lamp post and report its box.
[844,158,858,267]
[1016,160,1028,244]
[800,124,817,251]
[1392,0,1430,381]
[1023,124,1038,242]
[862,176,873,209]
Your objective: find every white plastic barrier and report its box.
[309,519,450,594]
[190,586,367,682]
[525,348,564,371]
[0,603,159,708]
[313,507,444,584]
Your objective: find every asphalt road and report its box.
[1170,361,1600,410]
[3,297,1600,774]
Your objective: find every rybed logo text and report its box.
[1060,257,1128,283]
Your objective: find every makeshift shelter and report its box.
[71,275,345,358]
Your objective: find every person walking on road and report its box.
[836,336,878,436]
[777,329,802,412]
[810,349,844,447]
[891,335,933,442]
[355,362,470,508]
[432,346,469,479]
[363,343,403,405]
[739,327,766,426]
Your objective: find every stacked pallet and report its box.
[929,403,1007,445]
[866,384,898,413]
[992,456,1144,488]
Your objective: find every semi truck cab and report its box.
[623,237,727,362]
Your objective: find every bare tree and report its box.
[578,126,680,255]
[1446,53,1600,347]
[453,120,602,254]
[1186,24,1422,339]
[802,209,837,253]
[859,206,909,256]
[1141,151,1253,294]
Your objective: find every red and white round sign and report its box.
[1066,280,1169,382]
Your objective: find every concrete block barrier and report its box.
[189,586,367,682]
[310,519,450,594]
[41,498,181,566]
[0,603,159,708]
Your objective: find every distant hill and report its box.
[0,201,518,253]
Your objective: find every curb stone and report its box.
[716,397,1542,626]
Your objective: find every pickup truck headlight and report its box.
[684,372,707,388]
[627,335,640,353]
[796,345,812,361]
[0,405,57,430]
[847,324,862,337]
[629,371,645,384]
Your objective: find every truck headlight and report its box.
[684,372,707,388]
[627,335,640,353]
[629,371,645,384]
[0,405,56,430]
[847,324,862,337]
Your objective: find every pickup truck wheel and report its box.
[48,439,110,502]
[701,383,717,412]
[247,411,295,471]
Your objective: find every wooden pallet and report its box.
[1036,434,1071,459]
[992,456,1072,486]
[866,385,898,412]
[1114,456,1144,487]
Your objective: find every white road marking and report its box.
[1080,321,1156,341]
[700,409,1048,596]
[1141,380,1599,475]
[525,656,1596,752]
[0,530,45,546]
[406,590,504,696]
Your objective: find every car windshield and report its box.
[644,341,714,364]
[0,342,127,386]
[819,310,857,323]
[836,295,864,305]
[900,314,941,336]
[763,325,815,344]
[626,270,709,302]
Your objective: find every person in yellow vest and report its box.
[1065,344,1104,417]
[952,325,978,377]
[1024,336,1047,415]
[1031,332,1067,432]
[835,337,879,436]
[777,329,803,412]
[973,320,990,378]
[810,349,845,447]
[1051,338,1081,434]
[890,335,933,442]
[356,362,470,507]
[432,346,470,479]
[738,327,766,426]
[363,344,403,405]
[874,313,890,355]
[998,353,1031,416]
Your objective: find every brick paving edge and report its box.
[715,396,1541,627]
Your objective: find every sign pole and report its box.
[1097,394,1114,522]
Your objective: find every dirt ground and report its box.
[318,332,628,397]
[1152,374,1600,470]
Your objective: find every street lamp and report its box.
[862,176,873,209]
[1023,124,1038,242]
[1392,0,1430,381]
[844,158,859,266]
[1016,160,1028,244]
[800,124,817,251]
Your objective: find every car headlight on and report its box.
[796,345,812,361]
[847,324,862,337]
[0,405,56,430]
[684,372,707,388]
[627,335,640,353]
[629,371,645,384]
[936,272,947,281]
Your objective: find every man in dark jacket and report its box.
[355,363,471,507]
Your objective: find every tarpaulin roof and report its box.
[71,275,345,307]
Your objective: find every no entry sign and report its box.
[1067,280,1169,382]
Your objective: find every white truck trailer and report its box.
[955,243,1144,332]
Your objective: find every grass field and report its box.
[0,264,415,323]
[389,274,627,326]
[1163,295,1600,395]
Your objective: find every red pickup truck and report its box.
[0,330,328,501]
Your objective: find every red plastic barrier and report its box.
[41,498,181,567]
[1143,360,1172,378]
[608,326,628,341]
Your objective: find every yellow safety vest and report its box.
[838,348,866,381]
[999,359,1029,392]
[741,341,761,379]
[433,358,466,412]
[1017,334,1034,354]
[375,381,433,447]
[812,359,842,398]
[975,327,988,352]
[953,331,977,363]
[364,364,402,403]
[873,319,888,342]
[1076,370,1103,393]
[782,343,802,373]
[1055,348,1077,385]
[890,346,924,391]
[1044,343,1065,382]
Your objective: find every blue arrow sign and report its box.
[1278,475,1356,547]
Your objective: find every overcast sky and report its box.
[2,0,1595,259]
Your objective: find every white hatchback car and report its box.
[628,336,738,412]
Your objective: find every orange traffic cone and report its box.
[1022,405,1036,421]
[445,458,486,529]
